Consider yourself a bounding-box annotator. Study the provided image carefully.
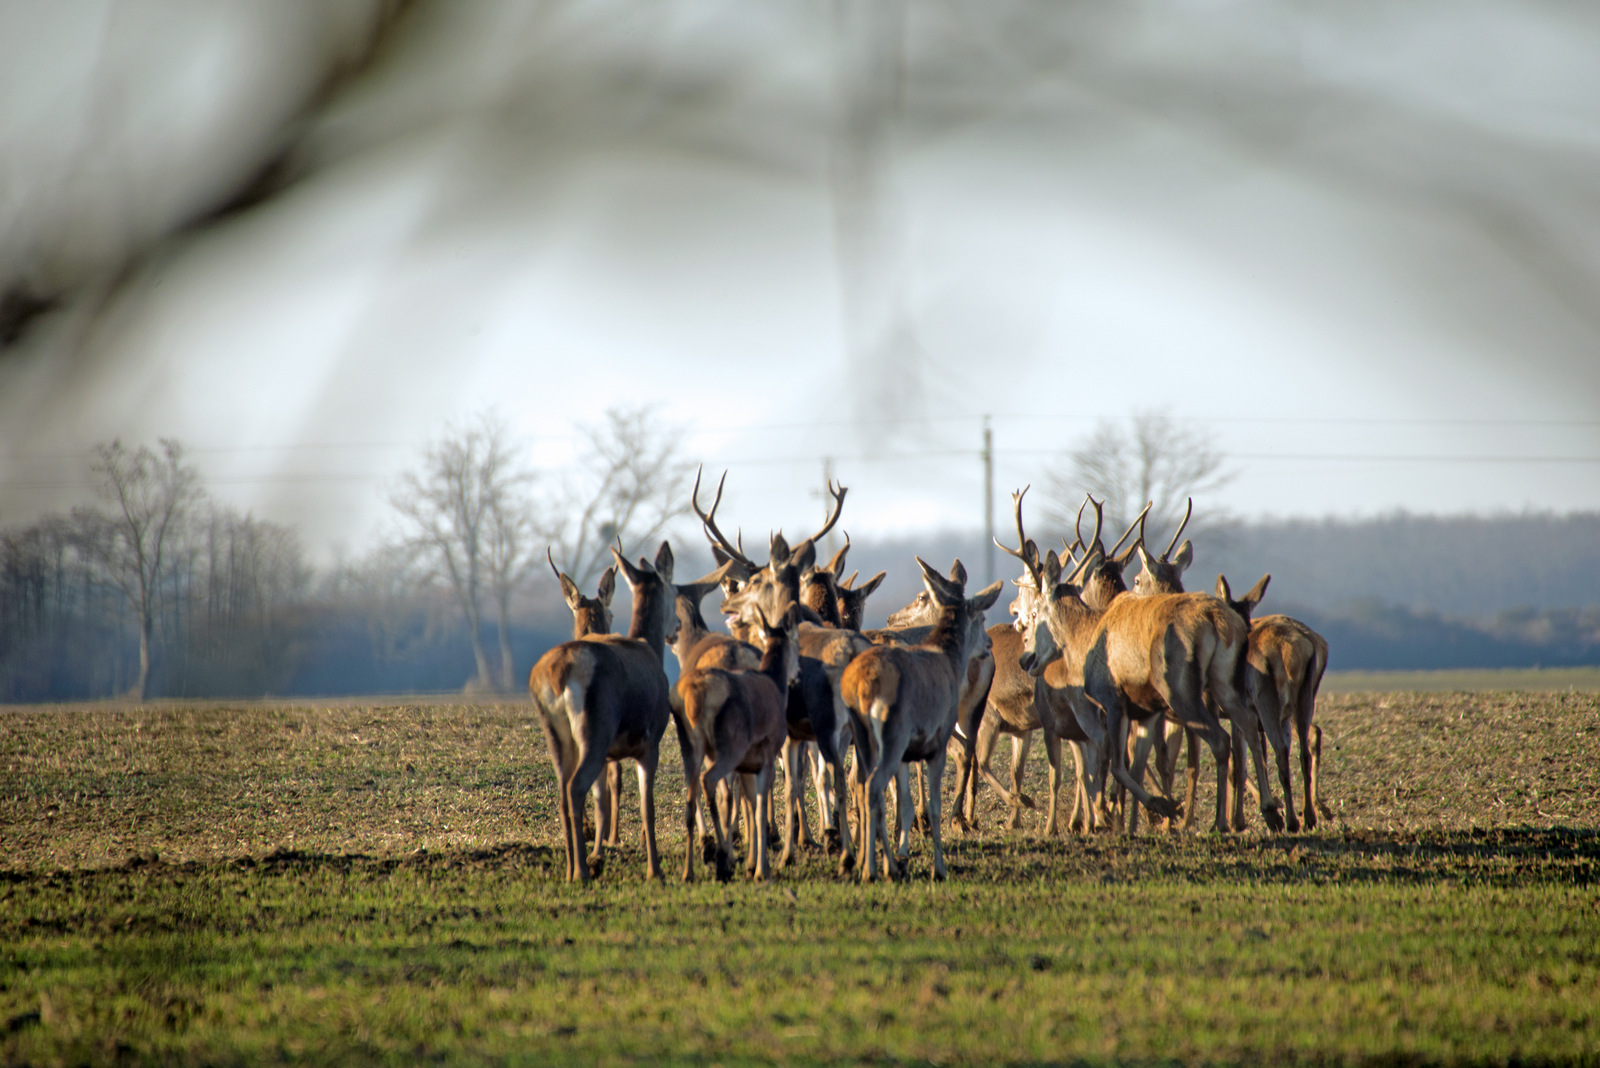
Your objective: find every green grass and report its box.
[2,692,1599,1065]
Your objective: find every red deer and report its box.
[1216,574,1330,831]
[528,542,676,882]
[548,550,626,849]
[679,605,801,881]
[694,469,863,873]
[1123,502,1285,833]
[1016,496,1278,834]
[841,557,1001,881]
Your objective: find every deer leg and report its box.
[1148,652,1227,834]
[635,747,662,881]
[779,738,806,869]
[973,713,1017,820]
[682,741,705,882]
[540,719,577,882]
[1004,733,1033,829]
[818,722,855,874]
[1303,721,1324,827]
[1261,691,1298,833]
[701,766,733,883]
[605,761,624,847]
[925,749,950,881]
[1178,728,1200,832]
[1094,691,1181,828]
[915,762,932,837]
[566,740,610,882]
[1041,728,1064,838]
[894,764,914,866]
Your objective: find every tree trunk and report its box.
[136,609,153,700]
[496,591,515,692]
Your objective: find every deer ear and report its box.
[949,559,967,586]
[769,532,791,568]
[558,572,583,610]
[1171,540,1193,574]
[969,580,1003,613]
[781,603,800,629]
[1214,574,1232,603]
[653,541,674,583]
[858,571,885,597]
[1042,549,1062,587]
[1135,544,1156,573]
[1244,572,1270,609]
[609,546,643,586]
[792,539,817,575]
[826,541,850,575]
[596,567,617,606]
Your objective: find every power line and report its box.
[4,411,1597,463]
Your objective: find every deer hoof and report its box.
[1018,793,1037,810]
[824,827,842,853]
[586,855,606,879]
[1149,797,1181,821]
[1263,804,1285,834]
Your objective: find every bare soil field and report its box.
[1,690,1598,1065]
[3,690,1597,868]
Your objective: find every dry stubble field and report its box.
[1,688,1598,1065]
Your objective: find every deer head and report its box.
[550,547,615,639]
[1133,497,1194,596]
[1214,572,1270,625]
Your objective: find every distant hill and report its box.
[837,511,1600,671]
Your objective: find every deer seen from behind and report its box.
[529,542,677,882]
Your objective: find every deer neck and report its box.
[571,606,609,640]
[1047,592,1102,662]
[626,590,668,663]
[668,600,710,668]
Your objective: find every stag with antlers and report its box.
[692,469,866,872]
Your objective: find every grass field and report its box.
[2,689,1598,1065]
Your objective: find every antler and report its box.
[691,466,758,572]
[546,546,563,582]
[1162,498,1193,561]
[994,486,1043,587]
[1109,500,1152,559]
[803,479,848,549]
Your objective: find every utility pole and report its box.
[982,415,994,586]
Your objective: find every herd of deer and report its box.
[529,471,1329,883]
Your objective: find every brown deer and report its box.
[1124,502,1285,834]
[679,605,800,881]
[549,550,626,850]
[984,489,1118,836]
[1015,495,1277,834]
[862,590,997,851]
[840,557,1001,881]
[836,569,887,631]
[1216,573,1330,832]
[528,542,676,882]
[693,469,864,872]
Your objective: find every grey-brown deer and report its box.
[528,542,676,881]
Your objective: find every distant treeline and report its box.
[4,508,1599,701]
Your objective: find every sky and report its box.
[2,0,1599,563]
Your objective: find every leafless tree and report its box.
[74,439,204,699]
[546,406,696,590]
[485,478,540,691]
[1043,410,1233,540]
[390,413,534,692]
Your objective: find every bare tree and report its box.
[485,479,540,691]
[1044,410,1233,540]
[74,439,203,699]
[390,413,534,692]
[546,406,696,590]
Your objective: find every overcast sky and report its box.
[3,0,1598,561]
